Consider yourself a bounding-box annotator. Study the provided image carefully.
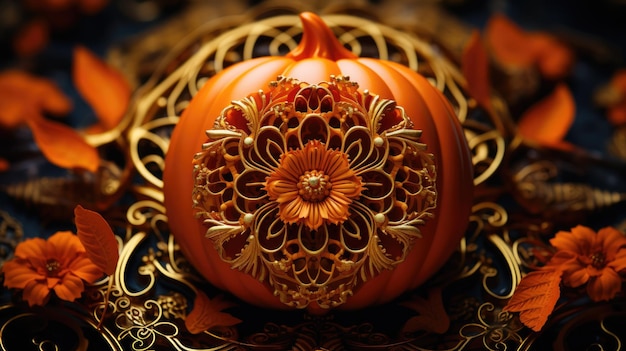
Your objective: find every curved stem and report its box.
[286,12,357,61]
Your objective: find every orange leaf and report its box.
[530,33,574,80]
[0,158,9,172]
[504,269,562,332]
[13,19,49,57]
[185,291,242,334]
[26,116,100,172]
[72,46,131,130]
[0,70,72,129]
[485,13,535,67]
[517,83,575,146]
[74,205,119,276]
[462,30,493,113]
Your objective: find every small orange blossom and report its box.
[265,140,363,231]
[2,231,103,306]
[548,225,626,302]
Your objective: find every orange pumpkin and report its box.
[163,12,473,313]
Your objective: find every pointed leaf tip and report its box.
[27,117,100,173]
[72,45,131,130]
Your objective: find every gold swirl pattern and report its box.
[192,76,436,308]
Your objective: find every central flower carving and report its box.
[266,140,362,230]
[192,76,437,309]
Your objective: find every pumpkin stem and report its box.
[287,12,358,61]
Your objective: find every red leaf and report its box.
[26,116,100,173]
[462,30,493,113]
[517,83,575,147]
[185,291,242,334]
[74,205,119,275]
[504,269,562,331]
[72,46,131,130]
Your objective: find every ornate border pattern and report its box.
[1,4,624,351]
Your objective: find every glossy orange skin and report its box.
[163,12,474,312]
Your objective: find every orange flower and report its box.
[548,225,626,301]
[2,231,103,306]
[265,140,363,231]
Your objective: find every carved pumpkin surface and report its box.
[163,12,474,312]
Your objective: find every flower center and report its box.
[299,170,331,202]
[46,259,61,276]
[590,251,606,268]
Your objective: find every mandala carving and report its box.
[192,75,437,308]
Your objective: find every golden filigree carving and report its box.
[193,76,436,309]
[0,211,23,266]
[512,161,626,217]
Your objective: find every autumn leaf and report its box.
[530,33,574,81]
[74,205,119,275]
[485,13,535,67]
[185,291,242,334]
[516,83,575,148]
[485,13,573,80]
[400,287,450,334]
[0,70,72,129]
[0,158,8,172]
[26,116,100,173]
[72,46,131,130]
[12,19,49,58]
[503,269,562,332]
[462,30,493,113]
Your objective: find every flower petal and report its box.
[550,226,594,255]
[596,227,626,261]
[2,260,42,289]
[13,237,48,270]
[68,255,104,283]
[48,231,84,265]
[23,280,51,306]
[608,254,626,273]
[53,274,85,302]
[586,268,622,301]
[561,260,589,288]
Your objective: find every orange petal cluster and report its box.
[548,225,626,301]
[506,225,626,331]
[2,231,103,306]
[265,140,363,231]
